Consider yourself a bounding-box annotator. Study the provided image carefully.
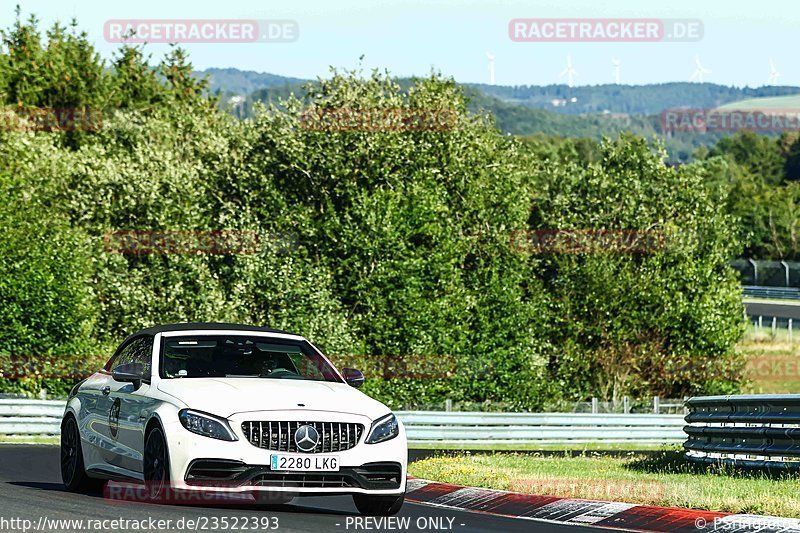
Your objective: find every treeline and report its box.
[702,133,800,259]
[1,12,743,408]
[218,76,734,163]
[519,132,800,261]
[470,82,800,116]
[201,68,800,117]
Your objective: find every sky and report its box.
[11,0,800,88]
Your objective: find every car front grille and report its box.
[242,421,364,453]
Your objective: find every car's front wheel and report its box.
[61,416,104,492]
[143,425,170,501]
[353,493,404,516]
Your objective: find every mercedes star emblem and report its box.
[294,424,320,452]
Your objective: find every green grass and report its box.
[717,95,800,110]
[739,326,800,394]
[409,450,800,517]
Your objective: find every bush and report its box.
[237,70,552,408]
[0,9,747,405]
[529,136,744,399]
[0,171,98,396]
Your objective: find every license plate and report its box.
[270,454,339,472]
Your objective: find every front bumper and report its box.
[161,409,407,495]
[185,459,402,491]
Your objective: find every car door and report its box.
[74,339,131,471]
[102,336,151,472]
[76,368,117,471]
[114,335,158,473]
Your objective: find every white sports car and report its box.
[60,323,407,516]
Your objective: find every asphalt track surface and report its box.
[0,445,603,533]
[745,301,800,320]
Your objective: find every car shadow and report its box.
[7,481,106,498]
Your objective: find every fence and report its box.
[0,399,686,445]
[409,396,687,415]
[743,285,800,300]
[732,259,800,288]
[746,316,799,343]
[684,394,800,468]
[561,396,686,415]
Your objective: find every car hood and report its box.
[156,378,390,420]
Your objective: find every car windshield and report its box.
[160,335,341,382]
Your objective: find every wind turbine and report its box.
[612,57,621,84]
[486,52,495,85]
[560,54,577,88]
[768,59,781,85]
[689,56,711,83]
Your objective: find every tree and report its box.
[0,171,98,395]
[529,136,744,399]
[708,131,785,185]
[238,69,552,408]
[784,135,800,182]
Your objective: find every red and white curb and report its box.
[405,478,800,532]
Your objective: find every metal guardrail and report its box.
[743,285,800,300]
[397,411,686,444]
[684,395,800,468]
[0,401,686,444]
[0,399,64,435]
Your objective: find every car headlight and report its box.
[179,409,238,441]
[365,413,399,444]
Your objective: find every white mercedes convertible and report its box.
[60,323,407,516]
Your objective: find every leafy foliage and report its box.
[0,11,749,405]
[528,136,744,399]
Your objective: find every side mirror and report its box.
[112,363,145,388]
[342,368,364,388]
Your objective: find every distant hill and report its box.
[468,83,800,116]
[196,68,796,161]
[198,67,308,96]
[462,87,723,161]
[198,68,800,115]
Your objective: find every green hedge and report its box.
[0,11,745,405]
